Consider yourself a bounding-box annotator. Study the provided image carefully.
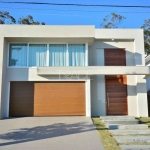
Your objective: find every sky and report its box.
[0,0,150,28]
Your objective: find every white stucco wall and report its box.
[90,49,106,116]
[134,31,148,117]
[0,37,4,119]
[0,25,95,38]
[1,39,9,118]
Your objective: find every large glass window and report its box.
[29,44,47,67]
[9,43,87,67]
[9,44,27,66]
[49,44,67,66]
[68,44,85,66]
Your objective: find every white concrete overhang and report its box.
[37,66,150,76]
[1,25,95,46]
[6,37,94,46]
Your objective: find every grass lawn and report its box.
[136,117,150,128]
[92,117,121,150]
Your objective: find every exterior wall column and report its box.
[0,37,4,119]
[86,77,91,117]
[134,32,148,117]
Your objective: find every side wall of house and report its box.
[146,78,150,91]
[146,58,150,92]
[135,33,148,116]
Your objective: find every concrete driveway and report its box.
[0,117,104,150]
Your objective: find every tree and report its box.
[18,15,45,25]
[141,19,150,55]
[0,11,16,24]
[0,11,45,25]
[101,13,126,28]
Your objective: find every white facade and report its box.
[0,25,149,119]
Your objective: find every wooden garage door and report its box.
[34,82,85,116]
[10,81,85,117]
[9,82,34,117]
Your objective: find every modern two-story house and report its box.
[0,25,149,119]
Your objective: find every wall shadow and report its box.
[0,121,95,146]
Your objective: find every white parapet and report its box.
[37,66,150,76]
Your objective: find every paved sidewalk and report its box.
[0,117,104,150]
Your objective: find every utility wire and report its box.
[0,1,149,8]
[1,10,148,18]
[1,7,150,14]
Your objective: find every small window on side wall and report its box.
[9,44,27,66]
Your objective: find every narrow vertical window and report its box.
[9,44,27,66]
[29,44,47,67]
[49,44,67,66]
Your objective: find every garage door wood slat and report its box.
[34,82,85,116]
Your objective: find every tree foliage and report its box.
[0,11,45,25]
[141,19,150,55]
[101,13,126,28]
[18,15,45,25]
[0,11,16,24]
